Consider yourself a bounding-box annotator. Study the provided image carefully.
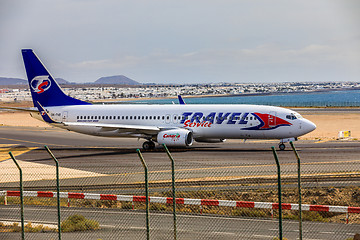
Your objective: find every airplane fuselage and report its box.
[33,104,316,140]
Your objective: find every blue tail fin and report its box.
[22,49,91,107]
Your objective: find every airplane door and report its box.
[268,111,276,127]
[62,111,68,122]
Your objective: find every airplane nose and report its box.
[303,119,316,134]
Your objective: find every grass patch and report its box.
[0,222,56,233]
[61,214,100,232]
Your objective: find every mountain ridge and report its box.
[0,75,140,85]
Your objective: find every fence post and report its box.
[9,152,25,240]
[290,141,303,240]
[162,144,177,240]
[136,149,150,240]
[44,145,62,240]
[271,147,283,240]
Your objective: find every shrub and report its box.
[61,214,100,232]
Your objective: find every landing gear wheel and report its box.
[143,141,155,150]
[279,143,286,151]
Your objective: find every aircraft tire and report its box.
[279,143,286,151]
[143,141,155,150]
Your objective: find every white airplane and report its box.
[7,49,316,150]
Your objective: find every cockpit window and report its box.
[295,113,303,119]
[286,114,297,120]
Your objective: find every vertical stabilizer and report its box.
[22,49,91,107]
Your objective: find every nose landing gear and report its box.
[279,143,286,151]
[278,137,297,151]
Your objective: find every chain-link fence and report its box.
[1,142,360,240]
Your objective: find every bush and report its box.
[61,214,100,232]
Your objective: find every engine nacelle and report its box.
[195,138,226,143]
[156,129,193,147]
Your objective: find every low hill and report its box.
[0,75,140,85]
[55,78,72,84]
[0,77,27,85]
[95,75,140,85]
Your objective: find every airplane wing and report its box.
[63,122,163,135]
[0,106,38,113]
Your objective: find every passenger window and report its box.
[149,116,152,120]
[126,116,128,120]
[109,116,112,119]
[162,116,165,120]
[130,116,132,120]
[122,116,124,120]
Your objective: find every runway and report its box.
[0,125,360,193]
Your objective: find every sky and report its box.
[0,0,359,84]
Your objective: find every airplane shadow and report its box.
[21,145,278,163]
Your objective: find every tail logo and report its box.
[30,76,51,94]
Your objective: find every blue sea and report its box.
[124,90,360,107]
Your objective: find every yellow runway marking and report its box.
[0,145,37,162]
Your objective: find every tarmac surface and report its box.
[1,125,360,239]
[0,125,360,192]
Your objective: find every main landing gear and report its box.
[143,141,156,150]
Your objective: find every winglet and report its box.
[178,95,186,105]
[34,101,60,124]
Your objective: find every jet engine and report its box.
[156,129,193,147]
